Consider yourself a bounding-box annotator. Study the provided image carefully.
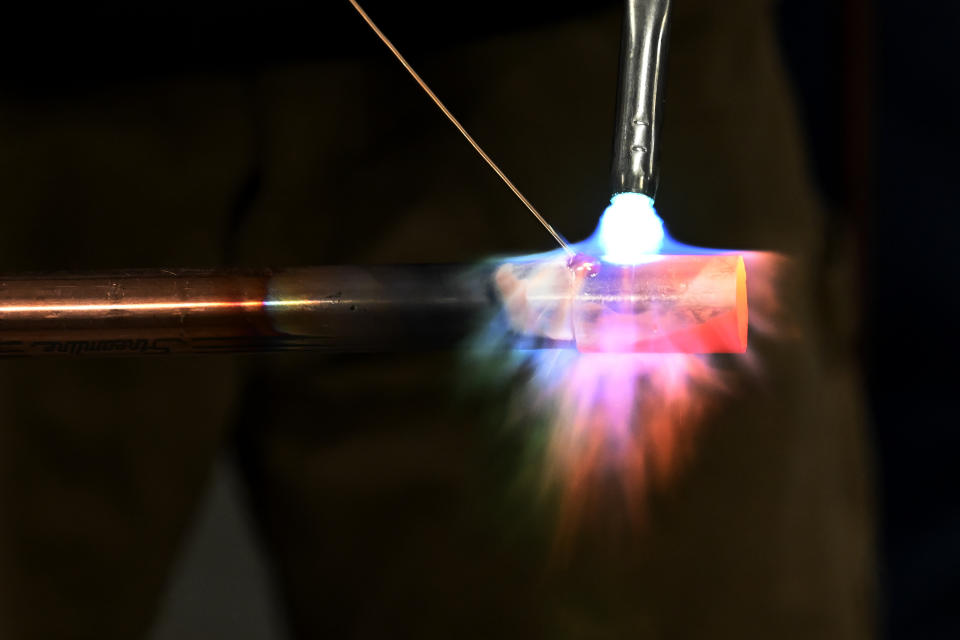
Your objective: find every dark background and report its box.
[1,1,958,637]
[777,1,959,637]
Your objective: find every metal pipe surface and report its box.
[610,0,673,199]
[572,256,747,353]
[1,257,746,357]
[495,254,748,354]
[0,266,496,357]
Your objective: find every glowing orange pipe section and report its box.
[573,255,748,354]
[495,254,748,354]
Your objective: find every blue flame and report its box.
[584,192,736,263]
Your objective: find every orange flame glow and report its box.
[480,250,788,543]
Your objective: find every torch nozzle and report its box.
[611,0,673,199]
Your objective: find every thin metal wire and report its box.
[347,0,575,256]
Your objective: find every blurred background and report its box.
[778,1,959,637]
[0,1,956,638]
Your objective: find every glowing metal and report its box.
[573,255,747,353]
[495,253,747,354]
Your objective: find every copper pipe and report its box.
[495,254,747,355]
[0,266,496,357]
[1,258,750,357]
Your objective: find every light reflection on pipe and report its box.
[0,299,330,314]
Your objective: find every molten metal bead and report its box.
[566,253,602,279]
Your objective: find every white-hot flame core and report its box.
[594,193,666,263]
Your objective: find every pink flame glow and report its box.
[476,197,788,540]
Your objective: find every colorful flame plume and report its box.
[471,195,786,542]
